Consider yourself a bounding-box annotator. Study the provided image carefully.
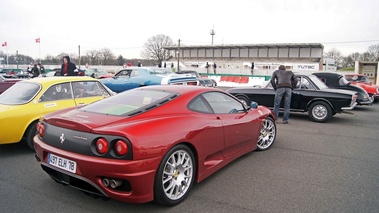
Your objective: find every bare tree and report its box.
[99,48,116,65]
[141,34,174,65]
[324,48,343,69]
[350,52,362,62]
[341,52,362,68]
[86,49,100,65]
[341,56,353,68]
[361,52,371,61]
[367,44,379,61]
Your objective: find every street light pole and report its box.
[78,45,81,69]
[210,27,215,45]
[177,39,180,72]
[16,50,18,69]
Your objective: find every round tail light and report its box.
[96,138,109,154]
[37,122,45,137]
[115,140,128,156]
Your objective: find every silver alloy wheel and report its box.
[311,104,328,120]
[257,117,276,150]
[162,149,194,201]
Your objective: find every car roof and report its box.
[141,85,220,93]
[20,76,98,85]
[312,71,341,76]
[344,73,364,76]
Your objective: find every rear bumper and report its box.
[358,96,374,105]
[341,101,357,110]
[34,136,161,204]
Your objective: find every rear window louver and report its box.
[125,94,179,116]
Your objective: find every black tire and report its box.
[236,95,250,107]
[257,117,277,151]
[25,121,38,150]
[308,101,332,122]
[154,144,196,206]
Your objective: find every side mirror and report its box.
[250,101,258,109]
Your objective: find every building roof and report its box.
[163,43,324,50]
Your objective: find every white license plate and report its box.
[48,153,77,173]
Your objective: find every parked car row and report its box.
[176,70,217,87]
[1,73,277,206]
[99,67,199,93]
[344,73,379,102]
[0,70,377,206]
[228,73,358,123]
[228,72,378,123]
[313,72,373,105]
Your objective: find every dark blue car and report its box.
[100,67,198,93]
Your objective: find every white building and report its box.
[163,43,325,75]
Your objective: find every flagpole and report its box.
[39,36,41,63]
[6,44,8,66]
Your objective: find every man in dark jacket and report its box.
[270,65,297,124]
[38,63,45,75]
[31,64,40,78]
[60,56,78,76]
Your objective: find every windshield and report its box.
[338,76,350,86]
[0,82,41,105]
[345,75,369,83]
[79,88,175,116]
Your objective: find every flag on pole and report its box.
[1,41,6,47]
[35,38,40,43]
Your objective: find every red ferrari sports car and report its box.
[34,85,276,206]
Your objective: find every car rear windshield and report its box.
[79,88,176,116]
[148,68,173,75]
[0,82,40,105]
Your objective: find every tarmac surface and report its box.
[1,98,379,213]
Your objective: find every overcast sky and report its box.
[1,0,378,60]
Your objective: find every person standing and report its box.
[213,63,217,74]
[251,62,255,75]
[60,56,77,76]
[31,64,40,78]
[270,65,297,124]
[137,61,142,67]
[26,63,33,75]
[85,63,90,70]
[38,63,45,75]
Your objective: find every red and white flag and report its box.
[35,38,40,43]
[1,41,6,47]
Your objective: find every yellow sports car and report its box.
[0,76,114,149]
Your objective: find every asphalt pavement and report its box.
[1,101,379,213]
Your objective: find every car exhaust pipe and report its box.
[341,111,354,115]
[35,153,41,162]
[110,179,122,189]
[101,178,110,187]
